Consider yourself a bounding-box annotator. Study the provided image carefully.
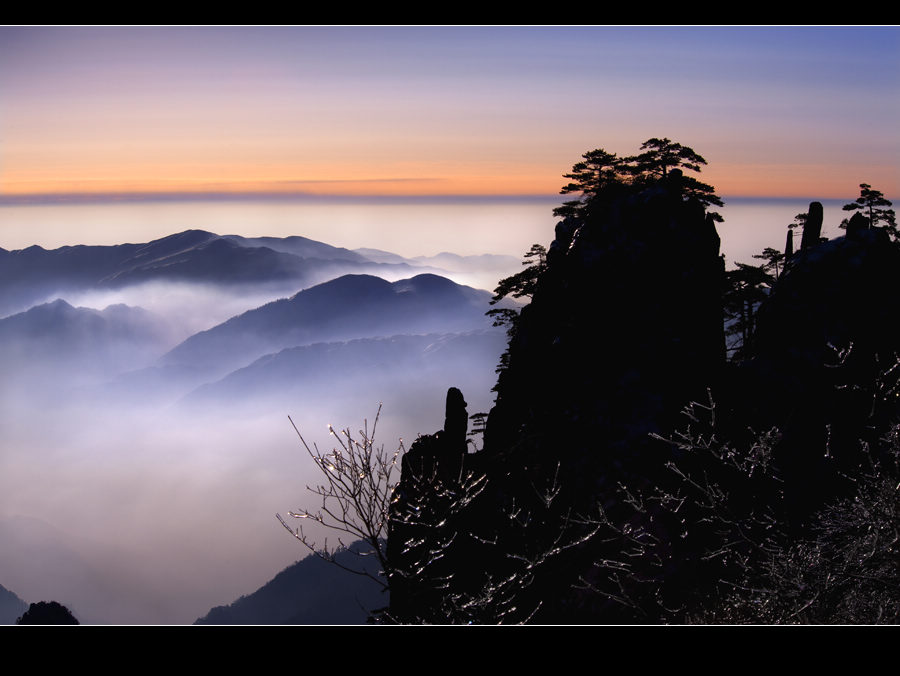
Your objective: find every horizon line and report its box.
[0,191,855,207]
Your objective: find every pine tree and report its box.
[630,137,708,179]
[752,247,785,281]
[553,149,626,218]
[488,244,547,306]
[629,137,723,217]
[841,183,896,239]
[552,138,723,220]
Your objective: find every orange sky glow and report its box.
[4,160,895,202]
[1,27,898,203]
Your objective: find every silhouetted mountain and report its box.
[0,583,28,624]
[100,236,313,287]
[162,273,495,379]
[194,540,384,624]
[474,174,726,548]
[0,229,437,318]
[388,169,728,623]
[0,230,215,315]
[385,164,900,624]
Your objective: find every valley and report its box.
[0,229,516,624]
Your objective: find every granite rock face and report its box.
[387,177,728,622]
[740,224,900,521]
[484,174,726,488]
[385,182,900,623]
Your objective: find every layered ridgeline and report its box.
[94,273,507,412]
[0,229,387,318]
[0,228,517,409]
[0,228,515,624]
[384,141,900,624]
[0,229,518,319]
[162,273,496,379]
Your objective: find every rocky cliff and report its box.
[386,184,900,624]
[737,213,900,523]
[388,173,728,622]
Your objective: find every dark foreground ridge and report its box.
[385,152,900,623]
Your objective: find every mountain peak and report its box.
[392,273,461,292]
[161,228,219,241]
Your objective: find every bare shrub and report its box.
[277,405,400,592]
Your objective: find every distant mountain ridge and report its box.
[354,247,519,271]
[355,247,521,290]
[0,229,430,317]
[413,251,521,271]
[162,273,496,378]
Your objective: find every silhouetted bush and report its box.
[626,369,900,624]
[16,601,79,625]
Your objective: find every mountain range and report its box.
[0,228,514,623]
[162,273,496,378]
[0,229,518,319]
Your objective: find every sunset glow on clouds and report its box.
[1,26,898,201]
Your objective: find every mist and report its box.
[0,249,508,624]
[59,280,302,345]
[0,395,480,624]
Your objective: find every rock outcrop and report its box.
[739,222,900,522]
[385,180,900,623]
[484,171,726,493]
[387,387,471,621]
[387,175,728,622]
[800,201,824,250]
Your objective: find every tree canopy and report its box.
[553,137,722,220]
[752,247,785,282]
[842,183,896,239]
[630,137,708,179]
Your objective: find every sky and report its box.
[2,25,899,203]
